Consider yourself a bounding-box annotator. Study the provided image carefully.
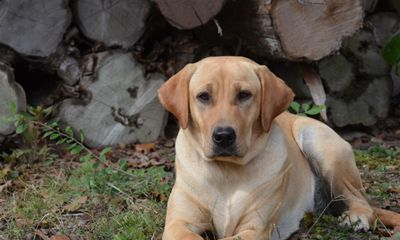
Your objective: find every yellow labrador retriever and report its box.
[158,56,400,240]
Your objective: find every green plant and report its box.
[383,32,400,78]
[383,32,400,65]
[366,145,400,159]
[0,102,172,239]
[289,101,325,116]
[1,103,58,163]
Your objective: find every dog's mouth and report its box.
[209,146,240,158]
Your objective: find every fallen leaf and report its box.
[388,188,400,194]
[63,196,88,212]
[387,165,398,171]
[164,139,175,148]
[376,227,392,237]
[50,235,70,240]
[34,229,51,240]
[135,143,156,154]
[0,165,11,179]
[15,216,33,227]
[0,180,12,193]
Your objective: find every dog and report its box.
[158,56,400,240]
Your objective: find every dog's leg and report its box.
[163,187,211,240]
[292,118,374,231]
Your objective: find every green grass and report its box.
[1,143,399,239]
[0,159,171,240]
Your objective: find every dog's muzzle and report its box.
[211,126,238,157]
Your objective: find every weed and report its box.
[93,200,165,240]
[355,146,400,170]
[0,103,171,239]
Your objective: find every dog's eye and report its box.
[197,92,211,103]
[237,91,252,102]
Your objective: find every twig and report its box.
[33,120,135,178]
[106,182,135,205]
[306,194,345,235]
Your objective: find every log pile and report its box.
[0,0,399,147]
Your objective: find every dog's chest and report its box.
[212,188,251,237]
[198,162,288,238]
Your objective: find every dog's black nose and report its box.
[212,127,236,148]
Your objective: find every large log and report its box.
[0,63,26,136]
[271,0,363,60]
[392,65,400,97]
[74,0,151,48]
[56,51,166,148]
[342,30,390,76]
[320,29,391,126]
[369,12,400,47]
[319,54,354,93]
[219,0,364,60]
[270,62,311,99]
[154,0,227,30]
[219,0,285,59]
[327,77,391,127]
[0,0,71,57]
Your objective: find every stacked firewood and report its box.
[0,0,399,147]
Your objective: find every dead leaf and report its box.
[135,143,156,154]
[0,180,12,193]
[34,229,51,240]
[15,215,33,227]
[50,235,70,240]
[386,165,398,171]
[376,227,392,237]
[164,139,175,148]
[0,165,11,179]
[388,188,400,194]
[302,64,327,121]
[63,196,88,212]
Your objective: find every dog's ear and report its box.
[158,64,196,129]
[256,65,295,132]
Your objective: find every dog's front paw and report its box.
[338,208,373,231]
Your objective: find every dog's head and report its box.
[158,57,294,163]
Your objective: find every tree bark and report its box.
[56,51,166,148]
[0,63,27,136]
[219,0,285,59]
[74,0,151,48]
[0,0,71,57]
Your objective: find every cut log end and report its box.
[0,63,27,136]
[75,0,151,48]
[56,52,166,148]
[0,0,71,57]
[327,77,391,127]
[271,0,364,60]
[155,0,227,29]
